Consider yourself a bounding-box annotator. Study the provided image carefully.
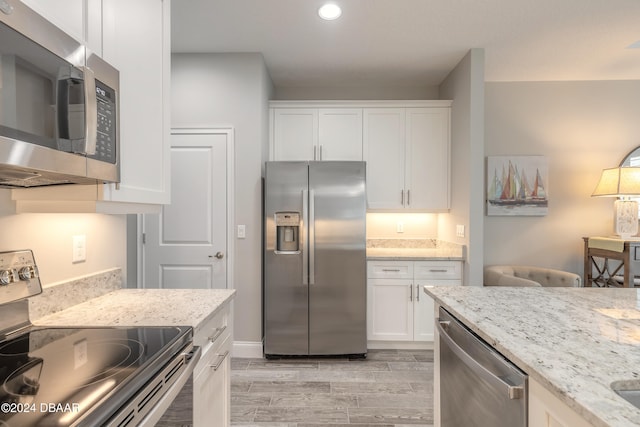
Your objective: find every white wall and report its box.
[0,191,126,286]
[171,53,273,344]
[438,49,485,285]
[484,80,640,277]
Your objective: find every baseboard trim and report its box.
[232,340,431,357]
[367,341,433,350]
[232,341,263,358]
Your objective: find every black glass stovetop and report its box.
[0,325,190,427]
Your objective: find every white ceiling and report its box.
[171,0,640,89]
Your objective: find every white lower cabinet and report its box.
[528,377,592,427]
[367,260,461,344]
[192,304,232,426]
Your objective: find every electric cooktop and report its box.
[0,250,195,426]
[0,325,191,426]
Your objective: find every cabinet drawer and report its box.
[194,306,230,354]
[194,333,231,379]
[414,261,461,280]
[367,261,413,279]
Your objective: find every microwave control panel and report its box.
[90,80,117,164]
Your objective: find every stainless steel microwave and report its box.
[0,0,119,188]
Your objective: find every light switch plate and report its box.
[237,225,246,239]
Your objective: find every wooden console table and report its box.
[583,237,640,287]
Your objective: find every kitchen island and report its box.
[424,286,640,427]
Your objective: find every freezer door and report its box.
[308,161,367,355]
[264,162,309,355]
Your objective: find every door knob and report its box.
[212,251,224,259]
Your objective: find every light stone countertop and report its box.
[34,289,236,337]
[424,286,640,427]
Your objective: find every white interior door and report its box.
[143,129,229,289]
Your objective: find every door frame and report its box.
[136,127,235,290]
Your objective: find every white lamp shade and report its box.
[592,167,640,197]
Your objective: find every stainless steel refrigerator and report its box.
[263,161,367,357]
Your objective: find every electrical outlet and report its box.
[72,235,86,263]
[456,225,465,238]
[397,222,404,233]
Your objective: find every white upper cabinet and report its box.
[12,0,171,213]
[363,103,451,211]
[405,107,450,210]
[363,108,405,209]
[318,109,363,160]
[270,102,363,161]
[270,101,451,211]
[20,0,102,54]
[272,109,318,161]
[99,0,171,207]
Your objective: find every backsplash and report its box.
[29,268,122,321]
[367,238,459,249]
[366,212,437,239]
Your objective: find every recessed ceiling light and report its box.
[318,3,342,20]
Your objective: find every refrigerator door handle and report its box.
[309,189,316,285]
[302,189,309,285]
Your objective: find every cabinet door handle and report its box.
[382,268,401,272]
[407,190,410,206]
[320,144,323,160]
[313,145,317,160]
[401,190,404,206]
[409,284,413,301]
[208,325,227,343]
[416,284,420,301]
[429,269,448,273]
[210,351,229,371]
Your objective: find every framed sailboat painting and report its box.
[487,155,549,216]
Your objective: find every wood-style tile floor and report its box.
[231,349,434,427]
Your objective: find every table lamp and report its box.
[592,167,640,238]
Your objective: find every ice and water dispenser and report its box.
[275,212,300,253]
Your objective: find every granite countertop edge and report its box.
[366,248,464,261]
[33,288,237,330]
[424,286,640,427]
[366,254,465,261]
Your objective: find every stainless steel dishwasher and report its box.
[437,307,528,427]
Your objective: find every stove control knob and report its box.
[0,269,12,286]
[18,266,34,281]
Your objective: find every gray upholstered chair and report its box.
[484,265,582,287]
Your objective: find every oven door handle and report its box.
[133,345,202,427]
[184,345,202,367]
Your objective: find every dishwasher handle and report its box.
[436,319,525,400]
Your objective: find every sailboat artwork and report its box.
[487,156,549,216]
